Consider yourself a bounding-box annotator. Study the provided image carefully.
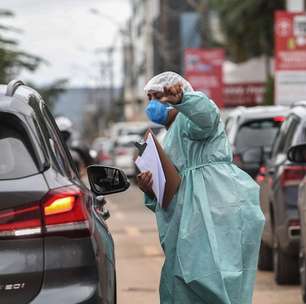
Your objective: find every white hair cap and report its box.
[144,71,194,94]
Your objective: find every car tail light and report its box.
[256,166,267,184]
[0,186,88,239]
[42,186,88,233]
[116,148,129,156]
[273,116,286,123]
[98,151,112,162]
[0,204,42,238]
[289,219,300,227]
[281,165,306,187]
[288,219,300,238]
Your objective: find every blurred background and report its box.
[3,0,306,303]
[0,0,294,140]
[0,0,291,169]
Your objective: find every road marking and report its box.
[143,245,162,257]
[125,226,141,237]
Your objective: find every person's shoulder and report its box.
[184,91,207,98]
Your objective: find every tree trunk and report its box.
[265,55,271,80]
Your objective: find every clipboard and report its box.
[136,129,181,209]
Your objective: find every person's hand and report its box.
[136,171,154,197]
[160,83,183,105]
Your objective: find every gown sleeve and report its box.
[173,91,220,140]
[144,193,157,212]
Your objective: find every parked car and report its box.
[287,143,306,302]
[224,106,288,178]
[92,137,114,166]
[55,116,96,176]
[258,104,306,284]
[0,80,130,304]
[110,121,162,141]
[114,134,141,177]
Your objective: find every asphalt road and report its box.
[107,185,301,304]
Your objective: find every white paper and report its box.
[135,133,166,206]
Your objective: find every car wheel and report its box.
[273,234,299,285]
[258,241,273,271]
[300,238,306,303]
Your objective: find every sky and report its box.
[3,0,131,87]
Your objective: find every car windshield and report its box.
[235,119,283,153]
[117,141,135,148]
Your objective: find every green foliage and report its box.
[211,0,285,63]
[0,9,67,110]
[0,9,43,83]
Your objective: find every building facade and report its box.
[123,0,199,120]
[123,0,160,120]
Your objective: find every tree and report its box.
[211,0,285,65]
[0,10,68,111]
[0,9,43,83]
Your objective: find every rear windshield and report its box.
[0,114,38,180]
[116,141,135,148]
[235,119,283,153]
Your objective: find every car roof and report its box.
[116,134,141,144]
[0,80,44,117]
[227,105,289,123]
[229,105,288,117]
[289,105,306,119]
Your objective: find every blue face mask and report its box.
[145,99,172,125]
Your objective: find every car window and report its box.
[0,114,38,180]
[42,105,78,178]
[297,126,306,144]
[283,117,300,152]
[225,116,236,145]
[225,117,234,135]
[235,118,282,153]
[116,141,135,148]
[28,96,64,174]
[272,115,299,158]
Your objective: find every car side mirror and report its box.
[241,147,263,165]
[87,165,130,196]
[287,144,306,163]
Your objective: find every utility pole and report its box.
[90,8,132,122]
[97,47,115,118]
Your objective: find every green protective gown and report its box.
[144,91,265,304]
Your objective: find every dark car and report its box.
[0,80,129,304]
[225,106,288,178]
[286,143,306,303]
[258,104,306,285]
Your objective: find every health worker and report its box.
[136,71,265,304]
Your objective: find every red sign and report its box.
[275,11,306,105]
[275,11,306,71]
[184,48,224,108]
[224,83,266,107]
